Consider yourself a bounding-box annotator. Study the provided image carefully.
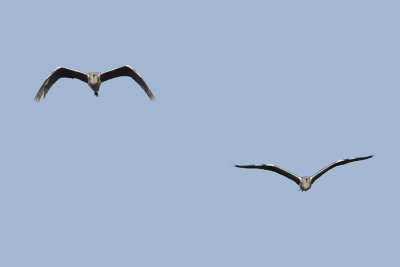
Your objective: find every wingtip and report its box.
[360,155,374,160]
[148,93,156,101]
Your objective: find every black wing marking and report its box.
[310,155,373,184]
[35,67,88,102]
[100,65,155,100]
[235,164,301,185]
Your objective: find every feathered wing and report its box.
[235,164,301,185]
[35,67,88,102]
[310,155,373,184]
[100,65,155,100]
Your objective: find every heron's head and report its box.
[88,72,101,92]
[299,177,312,192]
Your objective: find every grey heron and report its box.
[35,65,155,101]
[235,155,373,191]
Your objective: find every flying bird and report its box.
[235,155,373,191]
[34,65,155,101]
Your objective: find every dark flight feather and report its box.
[35,67,88,101]
[235,164,301,185]
[100,65,154,100]
[310,155,373,184]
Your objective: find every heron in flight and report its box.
[35,65,155,101]
[235,155,373,191]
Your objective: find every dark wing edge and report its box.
[100,65,155,100]
[235,164,301,185]
[310,155,373,184]
[34,67,88,102]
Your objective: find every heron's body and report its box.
[235,155,373,191]
[298,177,312,191]
[87,72,102,96]
[35,65,155,101]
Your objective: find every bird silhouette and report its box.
[35,65,154,101]
[235,155,373,191]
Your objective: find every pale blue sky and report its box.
[1,0,399,266]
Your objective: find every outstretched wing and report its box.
[100,65,155,100]
[235,164,301,185]
[35,67,88,102]
[310,155,373,184]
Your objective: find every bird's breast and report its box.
[299,178,312,191]
[87,73,101,91]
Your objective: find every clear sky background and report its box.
[1,0,399,266]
